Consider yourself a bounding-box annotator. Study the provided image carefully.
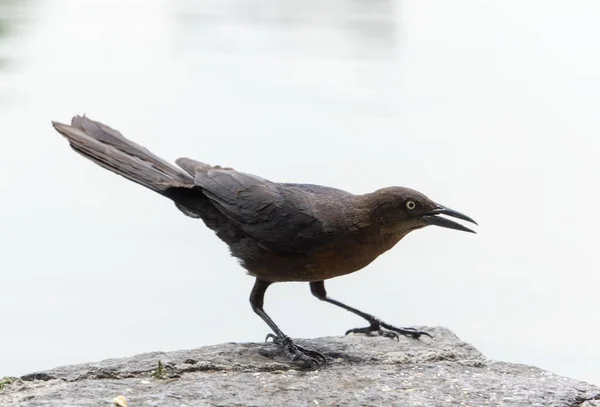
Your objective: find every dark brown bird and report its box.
[52,115,477,368]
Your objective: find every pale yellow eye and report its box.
[406,200,416,210]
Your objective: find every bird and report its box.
[52,115,477,368]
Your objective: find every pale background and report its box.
[1,0,599,385]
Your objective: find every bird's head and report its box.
[368,187,477,236]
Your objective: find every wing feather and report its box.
[193,168,330,253]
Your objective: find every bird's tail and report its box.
[52,116,195,195]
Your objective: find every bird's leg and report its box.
[310,281,432,340]
[250,278,326,368]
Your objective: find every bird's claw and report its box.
[265,333,278,343]
[345,320,432,340]
[345,326,400,341]
[265,334,327,369]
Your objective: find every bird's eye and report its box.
[406,200,416,210]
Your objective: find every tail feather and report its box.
[52,115,194,195]
[175,157,213,176]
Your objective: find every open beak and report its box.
[421,205,478,234]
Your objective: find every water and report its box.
[1,0,599,386]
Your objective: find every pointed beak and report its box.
[420,205,478,234]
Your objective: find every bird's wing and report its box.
[192,166,331,254]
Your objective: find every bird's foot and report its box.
[265,333,327,369]
[345,319,432,341]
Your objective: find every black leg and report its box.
[309,280,432,340]
[250,278,326,368]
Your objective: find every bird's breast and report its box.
[247,233,405,282]
[307,235,404,280]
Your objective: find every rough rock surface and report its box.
[1,327,598,406]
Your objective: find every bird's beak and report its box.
[420,205,478,234]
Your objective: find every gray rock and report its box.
[1,327,598,406]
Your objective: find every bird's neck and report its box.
[351,192,405,239]
[352,190,421,240]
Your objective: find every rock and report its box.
[1,327,598,406]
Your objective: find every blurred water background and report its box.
[1,0,599,385]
